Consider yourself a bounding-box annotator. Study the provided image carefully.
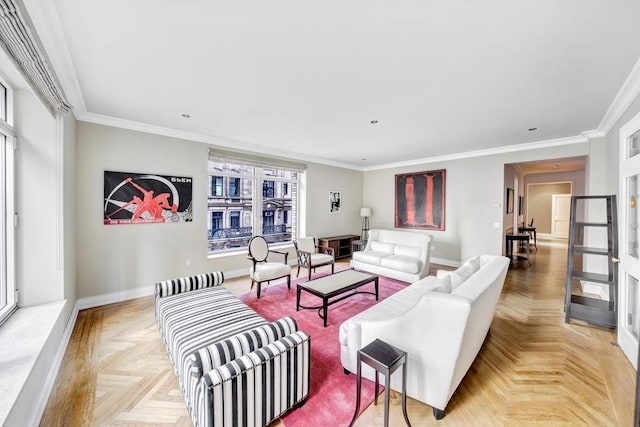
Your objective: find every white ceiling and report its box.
[25,0,640,169]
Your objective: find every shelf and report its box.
[570,271,613,284]
[573,246,611,256]
[569,295,616,328]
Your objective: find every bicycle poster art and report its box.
[103,171,193,225]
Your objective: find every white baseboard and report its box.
[76,286,156,311]
[431,257,461,268]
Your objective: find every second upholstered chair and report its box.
[247,236,291,298]
[293,237,335,281]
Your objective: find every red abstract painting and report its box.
[394,169,445,231]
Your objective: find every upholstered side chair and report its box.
[293,237,335,281]
[248,236,291,299]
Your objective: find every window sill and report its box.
[207,242,294,260]
[0,300,67,425]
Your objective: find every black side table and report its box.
[352,239,367,252]
[349,338,411,427]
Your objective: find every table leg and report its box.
[383,372,390,427]
[296,287,301,311]
[374,277,379,301]
[349,356,362,427]
[323,298,328,328]
[374,371,379,405]
[526,239,531,266]
[402,358,411,426]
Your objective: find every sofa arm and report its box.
[195,331,311,427]
[155,271,225,298]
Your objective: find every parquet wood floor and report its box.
[41,237,636,426]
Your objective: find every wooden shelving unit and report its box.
[564,195,618,329]
[318,234,360,260]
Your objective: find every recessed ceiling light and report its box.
[181,113,191,118]
[370,120,378,124]
[528,127,537,131]
[361,158,367,161]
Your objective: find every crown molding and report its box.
[363,134,588,171]
[77,111,359,171]
[598,56,640,134]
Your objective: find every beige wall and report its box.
[363,142,593,263]
[526,182,572,234]
[75,122,362,299]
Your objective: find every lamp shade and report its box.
[360,207,371,217]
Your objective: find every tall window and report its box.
[0,79,15,325]
[211,176,223,196]
[207,154,302,253]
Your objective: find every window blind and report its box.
[0,0,71,114]
[208,148,307,172]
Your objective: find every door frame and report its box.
[618,109,640,368]
[551,193,572,238]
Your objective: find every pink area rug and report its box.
[239,270,409,427]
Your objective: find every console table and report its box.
[318,234,360,259]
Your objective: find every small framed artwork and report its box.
[329,191,341,214]
[518,196,524,216]
[506,188,514,214]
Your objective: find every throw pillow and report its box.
[370,241,395,254]
[431,275,452,293]
[449,262,474,290]
[467,256,481,273]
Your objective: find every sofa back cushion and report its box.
[394,244,421,259]
[296,237,316,254]
[370,240,395,254]
[155,271,225,298]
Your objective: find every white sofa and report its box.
[339,255,510,419]
[350,229,432,282]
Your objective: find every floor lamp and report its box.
[360,208,371,240]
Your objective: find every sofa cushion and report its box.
[352,250,387,266]
[443,262,475,290]
[156,272,225,297]
[309,253,334,266]
[394,244,421,259]
[370,241,395,254]
[250,262,291,282]
[380,255,422,274]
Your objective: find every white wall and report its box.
[75,122,363,299]
[363,142,593,263]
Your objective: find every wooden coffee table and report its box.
[296,269,378,327]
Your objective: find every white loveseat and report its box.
[339,255,510,419]
[350,229,432,282]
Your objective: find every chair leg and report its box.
[287,274,291,290]
[331,263,335,274]
[296,265,301,278]
[256,282,262,299]
[250,279,255,289]
[308,266,312,281]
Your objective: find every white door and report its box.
[551,194,571,238]
[619,111,640,368]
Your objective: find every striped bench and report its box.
[155,272,311,427]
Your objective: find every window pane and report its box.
[628,130,640,158]
[0,83,6,122]
[262,181,295,244]
[628,274,639,339]
[208,160,298,252]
